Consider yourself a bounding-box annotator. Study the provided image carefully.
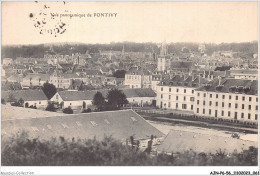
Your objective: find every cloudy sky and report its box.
[2,1,258,45]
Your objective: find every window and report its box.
[70,103,72,106]
[76,121,82,127]
[203,93,206,97]
[177,89,179,93]
[190,97,194,101]
[209,109,211,115]
[221,102,224,107]
[197,93,200,97]
[169,88,171,92]
[31,127,39,132]
[90,121,98,126]
[203,101,206,106]
[228,111,231,117]
[161,94,163,99]
[228,103,231,108]
[61,123,69,128]
[216,94,218,98]
[161,87,163,91]
[256,98,258,102]
[168,102,171,108]
[256,106,258,110]
[248,105,251,110]
[255,114,258,120]
[221,111,224,116]
[184,89,186,93]
[176,96,178,101]
[197,100,199,105]
[222,95,225,99]
[191,105,193,110]
[241,113,244,119]
[184,96,186,101]
[242,104,244,109]
[236,96,238,100]
[176,103,178,109]
[169,95,171,100]
[249,97,252,101]
[192,90,194,94]
[203,109,205,114]
[235,103,238,109]
[182,104,187,109]
[209,101,212,106]
[215,102,218,106]
[234,112,238,119]
[39,101,41,104]
[56,95,59,99]
[248,113,251,119]
[210,94,212,98]
[242,96,245,101]
[229,95,232,100]
[197,108,199,113]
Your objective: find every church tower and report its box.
[157,42,170,71]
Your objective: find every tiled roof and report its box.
[23,73,50,81]
[159,75,209,88]
[126,66,151,75]
[157,130,257,154]
[196,78,258,95]
[2,110,164,141]
[2,89,48,101]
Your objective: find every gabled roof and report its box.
[157,130,257,154]
[2,110,164,141]
[2,89,48,101]
[126,66,151,75]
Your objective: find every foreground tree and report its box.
[45,102,57,112]
[63,107,73,114]
[107,88,128,109]
[92,92,106,111]
[42,82,57,100]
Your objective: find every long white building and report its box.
[195,78,258,123]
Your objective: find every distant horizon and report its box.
[2,40,258,47]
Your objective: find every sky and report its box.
[1,1,258,45]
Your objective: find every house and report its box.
[1,81,22,91]
[2,110,164,147]
[230,69,258,80]
[124,66,152,89]
[2,58,13,66]
[156,74,209,111]
[21,73,50,88]
[157,130,257,154]
[1,89,48,108]
[195,78,258,123]
[50,88,156,109]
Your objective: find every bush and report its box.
[1,132,258,166]
[29,105,37,109]
[45,103,57,112]
[82,108,92,113]
[63,107,73,114]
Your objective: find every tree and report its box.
[42,82,57,99]
[113,70,126,78]
[107,88,128,109]
[92,92,106,111]
[63,107,73,114]
[45,102,57,112]
[18,98,24,107]
[7,94,16,103]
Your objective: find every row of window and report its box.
[197,100,258,110]
[197,108,258,120]
[160,94,195,102]
[160,87,194,94]
[198,92,257,102]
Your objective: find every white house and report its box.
[1,89,48,108]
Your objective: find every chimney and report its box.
[218,76,222,86]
